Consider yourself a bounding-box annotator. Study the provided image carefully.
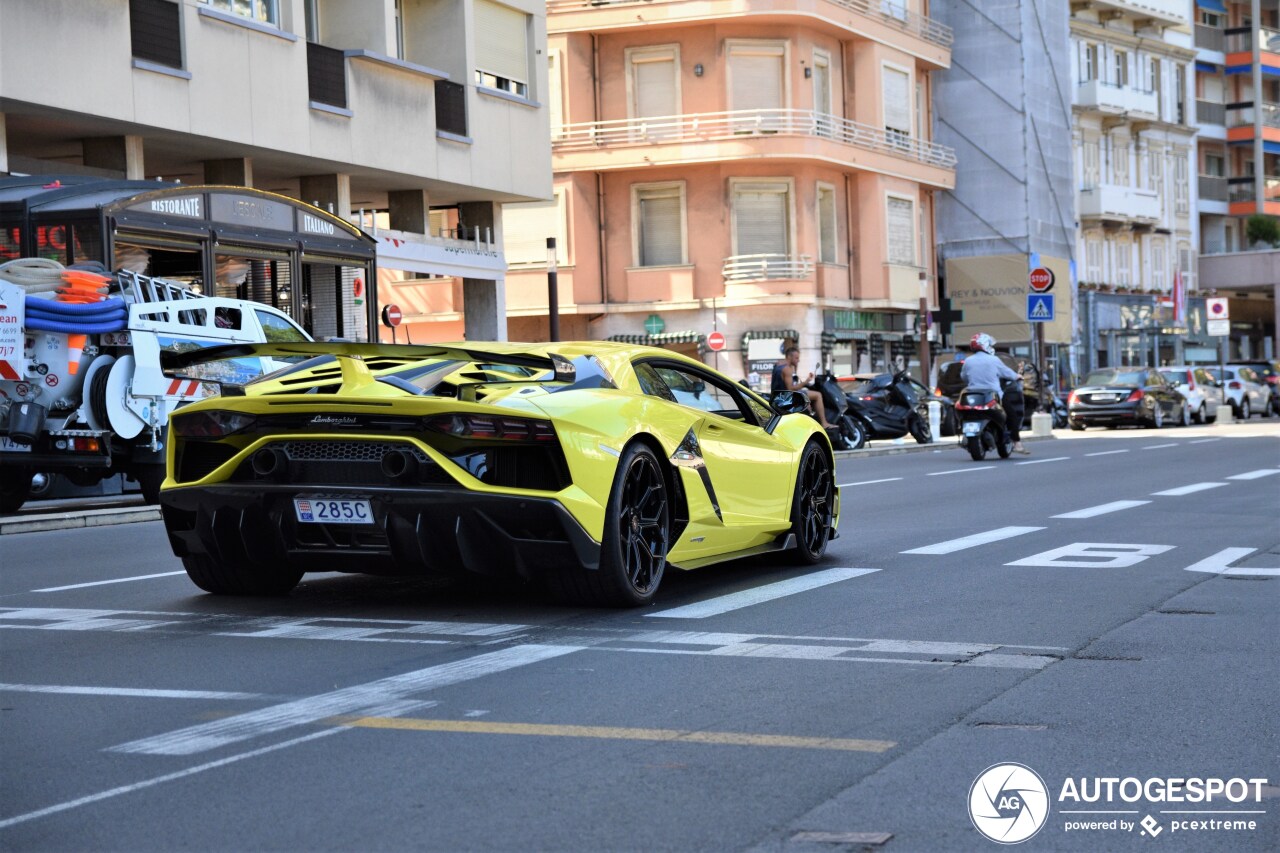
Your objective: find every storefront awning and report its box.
[607,331,705,350]
[1197,0,1227,14]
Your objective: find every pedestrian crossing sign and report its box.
[1027,293,1054,322]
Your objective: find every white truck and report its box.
[0,261,311,513]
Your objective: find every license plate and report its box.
[294,498,374,524]
[1094,394,1117,402]
[961,421,982,436]
[0,437,32,453]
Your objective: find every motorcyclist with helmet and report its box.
[960,333,1030,455]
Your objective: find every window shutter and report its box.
[475,0,528,84]
[637,189,683,266]
[548,54,563,133]
[883,67,911,134]
[730,46,784,111]
[817,187,837,264]
[632,54,680,117]
[734,185,789,255]
[503,198,563,266]
[886,197,914,265]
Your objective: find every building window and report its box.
[393,0,405,59]
[503,191,567,266]
[731,180,792,257]
[1113,50,1129,87]
[1085,238,1102,282]
[1082,138,1100,188]
[475,0,529,98]
[627,45,680,120]
[1174,64,1186,124]
[1082,43,1099,81]
[886,196,915,266]
[1147,143,1164,192]
[1112,137,1130,186]
[130,0,183,70]
[816,184,837,264]
[632,183,687,267]
[882,64,912,143]
[435,80,468,136]
[201,0,278,25]
[1174,153,1189,214]
[1204,153,1224,177]
[1150,239,1166,288]
[728,41,786,111]
[1149,57,1162,119]
[548,53,564,138]
[1116,239,1131,287]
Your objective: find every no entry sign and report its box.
[381,304,403,328]
[707,331,726,352]
[1028,267,1055,293]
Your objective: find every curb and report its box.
[834,432,1057,460]
[0,506,162,536]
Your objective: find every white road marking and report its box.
[0,683,265,701]
[1151,482,1228,496]
[1227,469,1280,480]
[838,478,903,487]
[1085,449,1128,457]
[110,644,580,755]
[645,568,879,619]
[1188,438,1221,445]
[1183,547,1280,577]
[32,572,186,593]
[1007,543,1174,569]
[927,466,996,476]
[1142,443,1178,450]
[901,526,1044,555]
[1052,500,1150,519]
[0,729,343,831]
[1015,456,1069,466]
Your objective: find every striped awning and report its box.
[607,331,705,350]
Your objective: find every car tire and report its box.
[550,441,669,607]
[1069,420,1086,431]
[841,415,868,450]
[1146,406,1164,429]
[133,464,166,505]
[1194,404,1206,424]
[181,554,304,596]
[790,440,834,565]
[1261,397,1273,418]
[0,470,30,514]
[1179,405,1191,427]
[1240,399,1251,420]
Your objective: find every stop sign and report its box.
[1028,267,1054,293]
[707,331,726,352]
[381,304,403,328]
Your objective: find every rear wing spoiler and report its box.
[159,341,576,388]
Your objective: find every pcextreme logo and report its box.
[969,763,1051,844]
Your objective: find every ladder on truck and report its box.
[113,270,203,304]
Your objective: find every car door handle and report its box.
[705,422,724,432]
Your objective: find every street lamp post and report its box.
[547,237,560,342]
[918,270,932,386]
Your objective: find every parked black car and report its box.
[1067,368,1189,430]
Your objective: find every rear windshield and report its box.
[1084,370,1145,386]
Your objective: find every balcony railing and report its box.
[722,253,813,282]
[1088,0,1187,25]
[553,109,958,169]
[1225,26,1280,53]
[1228,178,1255,204]
[545,0,954,48]
[1199,175,1227,202]
[1226,101,1280,128]
[1076,80,1159,119]
[1078,184,1160,221]
[1197,99,1225,125]
[1194,24,1224,52]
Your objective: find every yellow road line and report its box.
[332,716,896,753]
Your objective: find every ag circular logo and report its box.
[968,763,1050,844]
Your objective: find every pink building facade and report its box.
[509,0,957,382]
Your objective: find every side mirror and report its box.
[772,390,810,415]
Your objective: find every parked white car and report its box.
[1158,367,1223,424]
[1203,365,1275,419]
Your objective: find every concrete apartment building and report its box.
[1193,0,1278,361]
[499,0,956,383]
[0,0,552,342]
[1069,0,1201,372]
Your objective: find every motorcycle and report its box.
[810,368,856,450]
[954,384,1014,461]
[840,370,932,450]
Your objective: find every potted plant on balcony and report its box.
[1246,214,1280,248]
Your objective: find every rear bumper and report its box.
[160,483,601,578]
[1068,403,1144,424]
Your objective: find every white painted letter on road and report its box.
[1183,548,1280,577]
[1006,543,1174,569]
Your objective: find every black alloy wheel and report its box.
[791,441,834,564]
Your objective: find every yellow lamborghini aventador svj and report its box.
[157,341,839,606]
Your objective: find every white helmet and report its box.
[970,333,996,355]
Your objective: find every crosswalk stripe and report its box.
[901,526,1044,555]
[1151,482,1228,496]
[1052,500,1149,519]
[645,568,878,619]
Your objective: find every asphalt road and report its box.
[2,425,1278,852]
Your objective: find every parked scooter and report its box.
[809,367,858,450]
[840,370,932,450]
[954,383,1014,461]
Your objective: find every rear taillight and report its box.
[1229,381,1242,390]
[1068,391,1079,405]
[956,398,999,411]
[1126,389,1144,402]
[425,414,556,442]
[860,395,876,401]
[933,387,944,397]
[172,410,257,438]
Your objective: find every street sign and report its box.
[1206,297,1229,321]
[707,331,726,352]
[1026,293,1054,322]
[644,314,665,335]
[381,304,403,328]
[1207,318,1230,336]
[1028,267,1054,293]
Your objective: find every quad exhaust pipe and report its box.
[250,448,284,478]
[380,448,418,481]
